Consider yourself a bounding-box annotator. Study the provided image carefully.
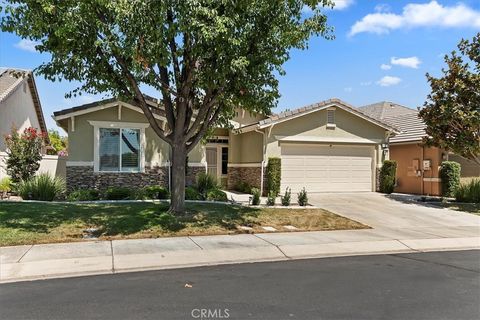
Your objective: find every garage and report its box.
[280,144,374,193]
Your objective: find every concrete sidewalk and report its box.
[1,225,479,283]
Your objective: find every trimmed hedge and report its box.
[206,189,228,202]
[251,188,261,205]
[439,161,461,197]
[68,189,100,201]
[266,157,281,196]
[144,186,170,199]
[104,187,132,200]
[379,160,397,194]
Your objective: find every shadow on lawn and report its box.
[0,202,260,236]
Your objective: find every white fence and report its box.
[0,152,66,180]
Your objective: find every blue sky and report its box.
[1,0,479,134]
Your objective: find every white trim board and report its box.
[276,136,383,144]
[66,161,94,167]
[227,163,263,167]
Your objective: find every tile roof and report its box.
[359,101,426,143]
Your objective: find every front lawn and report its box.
[0,202,368,246]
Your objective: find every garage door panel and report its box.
[281,144,373,193]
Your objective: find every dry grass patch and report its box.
[0,202,368,246]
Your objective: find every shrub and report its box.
[196,172,218,197]
[454,179,480,203]
[144,186,170,199]
[266,157,281,196]
[281,187,291,206]
[17,173,65,201]
[206,189,228,202]
[0,177,12,192]
[67,189,100,201]
[234,181,251,194]
[4,127,45,184]
[379,160,397,194]
[266,190,276,206]
[439,161,461,197]
[251,188,261,205]
[185,186,202,200]
[104,187,132,200]
[297,188,308,206]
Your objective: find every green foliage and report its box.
[196,172,218,198]
[4,127,44,184]
[17,173,65,201]
[0,177,12,192]
[297,188,308,206]
[251,188,261,206]
[206,189,228,202]
[379,160,397,194]
[281,187,291,206]
[0,0,333,212]
[266,190,276,206]
[419,33,480,165]
[454,179,480,203]
[47,130,68,155]
[67,189,100,201]
[144,186,170,199]
[157,212,184,232]
[266,157,281,196]
[185,186,202,200]
[439,161,461,197]
[234,181,252,194]
[104,187,132,200]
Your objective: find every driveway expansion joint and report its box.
[110,241,115,273]
[396,239,421,252]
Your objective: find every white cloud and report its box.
[374,3,391,13]
[380,64,392,70]
[391,56,421,69]
[332,0,355,11]
[360,81,372,86]
[14,39,39,53]
[344,87,353,92]
[349,1,480,36]
[377,76,402,87]
[302,0,354,13]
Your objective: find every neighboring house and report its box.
[360,101,480,196]
[0,68,66,180]
[0,68,49,151]
[53,97,398,193]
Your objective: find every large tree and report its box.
[1,0,333,213]
[419,33,480,165]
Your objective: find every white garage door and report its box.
[281,144,374,193]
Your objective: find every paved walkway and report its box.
[1,192,479,283]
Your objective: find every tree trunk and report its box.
[170,142,187,214]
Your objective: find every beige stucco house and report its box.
[0,68,49,151]
[53,97,399,194]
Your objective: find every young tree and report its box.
[48,129,68,155]
[1,0,334,213]
[419,33,480,165]
[3,127,45,184]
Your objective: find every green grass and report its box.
[0,202,368,246]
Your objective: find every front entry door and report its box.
[206,147,218,177]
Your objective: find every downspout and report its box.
[167,160,171,192]
[254,128,266,196]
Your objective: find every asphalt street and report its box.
[1,250,479,320]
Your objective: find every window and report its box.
[221,147,228,175]
[99,128,140,172]
[327,109,335,128]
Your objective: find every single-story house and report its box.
[360,101,480,196]
[53,97,399,194]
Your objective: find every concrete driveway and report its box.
[308,192,480,231]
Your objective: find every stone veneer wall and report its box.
[375,167,381,192]
[66,166,169,192]
[227,166,262,190]
[66,165,205,192]
[185,166,206,186]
